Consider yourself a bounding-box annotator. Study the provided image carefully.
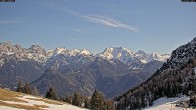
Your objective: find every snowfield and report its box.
[0,89,88,110]
[0,106,24,110]
[145,96,194,110]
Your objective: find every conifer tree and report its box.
[31,86,40,96]
[45,87,57,100]
[65,96,73,104]
[16,81,23,93]
[106,100,116,110]
[16,82,31,94]
[23,83,31,94]
[84,97,90,109]
[72,92,82,106]
[90,89,106,110]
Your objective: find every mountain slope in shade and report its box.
[32,57,164,98]
[0,58,44,89]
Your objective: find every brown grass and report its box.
[0,89,65,110]
[27,98,63,105]
[34,104,49,108]
[0,89,27,103]
[0,101,43,110]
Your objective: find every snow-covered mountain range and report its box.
[0,42,170,73]
[0,42,48,64]
[98,47,169,64]
[0,42,170,98]
[0,42,169,67]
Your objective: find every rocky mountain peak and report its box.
[136,50,146,55]
[52,48,91,57]
[28,45,47,56]
[103,47,134,54]
[80,49,91,55]
[0,42,25,54]
[53,47,67,55]
[99,47,169,64]
[100,47,134,60]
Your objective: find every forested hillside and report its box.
[115,37,196,110]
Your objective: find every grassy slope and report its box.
[0,89,87,110]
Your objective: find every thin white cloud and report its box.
[44,3,80,16]
[72,28,84,33]
[46,4,138,32]
[82,15,137,32]
[53,7,80,16]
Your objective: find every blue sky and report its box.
[0,0,196,54]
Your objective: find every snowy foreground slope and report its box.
[145,96,194,110]
[0,89,88,110]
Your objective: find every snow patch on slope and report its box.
[1,94,88,110]
[0,106,24,110]
[145,96,190,110]
[52,48,91,56]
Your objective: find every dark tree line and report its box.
[16,82,115,110]
[45,87,57,100]
[115,57,196,110]
[44,88,115,110]
[64,89,115,110]
[16,82,39,96]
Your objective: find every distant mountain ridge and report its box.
[0,42,169,65]
[0,42,48,63]
[0,42,169,98]
[98,47,169,70]
[99,47,169,64]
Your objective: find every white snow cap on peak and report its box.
[68,49,80,56]
[54,47,66,54]
[80,49,91,55]
[99,47,135,61]
[50,48,91,56]
[151,52,162,58]
[147,52,170,62]
[103,47,134,55]
[67,49,91,56]
[99,47,170,63]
